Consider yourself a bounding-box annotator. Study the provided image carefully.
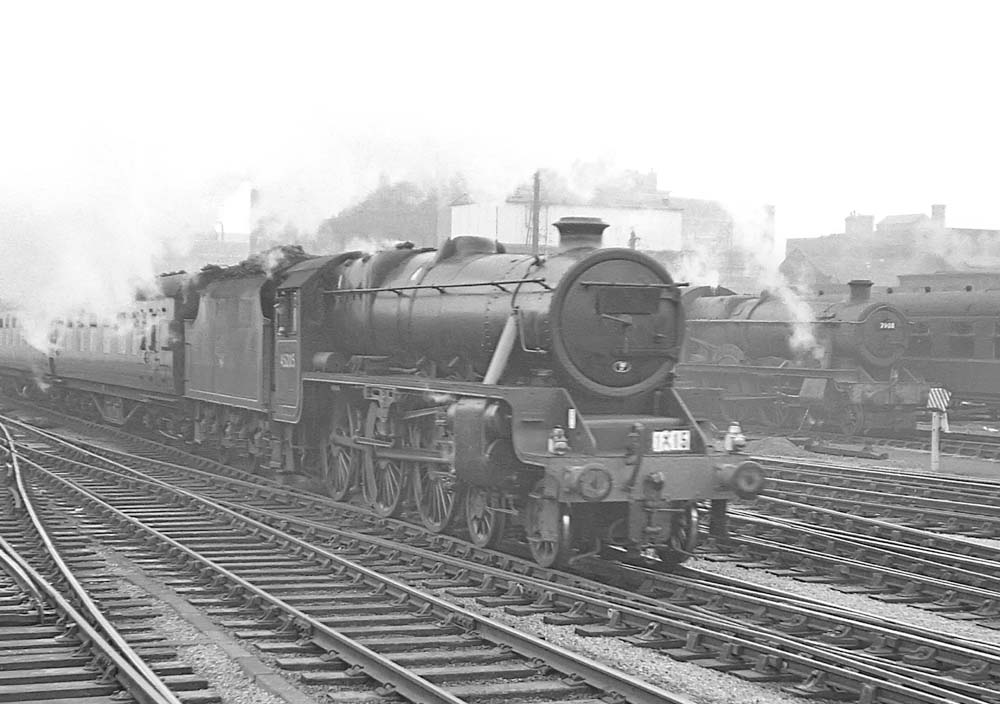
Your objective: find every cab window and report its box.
[908,322,931,357]
[948,320,975,358]
[275,292,298,337]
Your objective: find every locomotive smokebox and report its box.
[553,217,609,250]
[848,279,873,304]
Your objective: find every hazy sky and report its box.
[1,1,998,311]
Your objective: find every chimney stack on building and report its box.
[845,211,874,237]
[931,204,946,228]
[847,279,873,304]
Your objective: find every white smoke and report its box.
[342,237,407,255]
[725,202,827,364]
[674,250,722,289]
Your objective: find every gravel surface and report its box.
[733,435,1000,649]
[687,558,1000,648]
[447,592,805,704]
[95,545,320,704]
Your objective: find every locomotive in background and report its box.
[810,271,1000,420]
[676,280,929,434]
[0,217,764,568]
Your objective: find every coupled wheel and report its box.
[319,398,363,501]
[525,496,571,568]
[655,503,700,568]
[465,486,507,548]
[367,457,406,517]
[408,416,460,532]
[413,462,460,532]
[361,404,406,518]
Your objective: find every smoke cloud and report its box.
[2,3,998,352]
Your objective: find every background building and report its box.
[450,199,683,250]
[449,171,774,291]
[784,204,1000,287]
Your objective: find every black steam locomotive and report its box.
[0,217,763,568]
[805,273,1000,419]
[839,274,1000,419]
[676,280,929,434]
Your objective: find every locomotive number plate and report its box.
[650,429,691,453]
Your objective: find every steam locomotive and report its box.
[814,274,1000,419]
[676,280,929,434]
[0,217,764,568]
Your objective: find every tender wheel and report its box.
[759,402,790,428]
[655,503,700,568]
[834,403,866,436]
[241,453,258,473]
[725,400,755,425]
[216,438,235,466]
[361,404,406,517]
[319,399,363,501]
[525,496,571,568]
[465,486,507,548]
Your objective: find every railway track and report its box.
[0,422,212,704]
[754,454,1000,500]
[3,416,697,704]
[744,454,1000,536]
[706,510,1000,619]
[4,415,1000,703]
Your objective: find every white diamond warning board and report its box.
[927,387,951,411]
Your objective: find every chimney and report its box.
[847,279,873,304]
[553,216,609,250]
[931,204,946,228]
[845,212,874,236]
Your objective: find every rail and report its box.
[0,421,181,704]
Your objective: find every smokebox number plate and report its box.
[651,429,691,453]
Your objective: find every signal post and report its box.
[927,388,951,472]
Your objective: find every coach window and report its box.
[149,312,158,352]
[948,321,975,358]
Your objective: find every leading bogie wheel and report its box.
[655,503,700,568]
[525,496,571,568]
[465,486,507,548]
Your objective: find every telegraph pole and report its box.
[530,170,541,255]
